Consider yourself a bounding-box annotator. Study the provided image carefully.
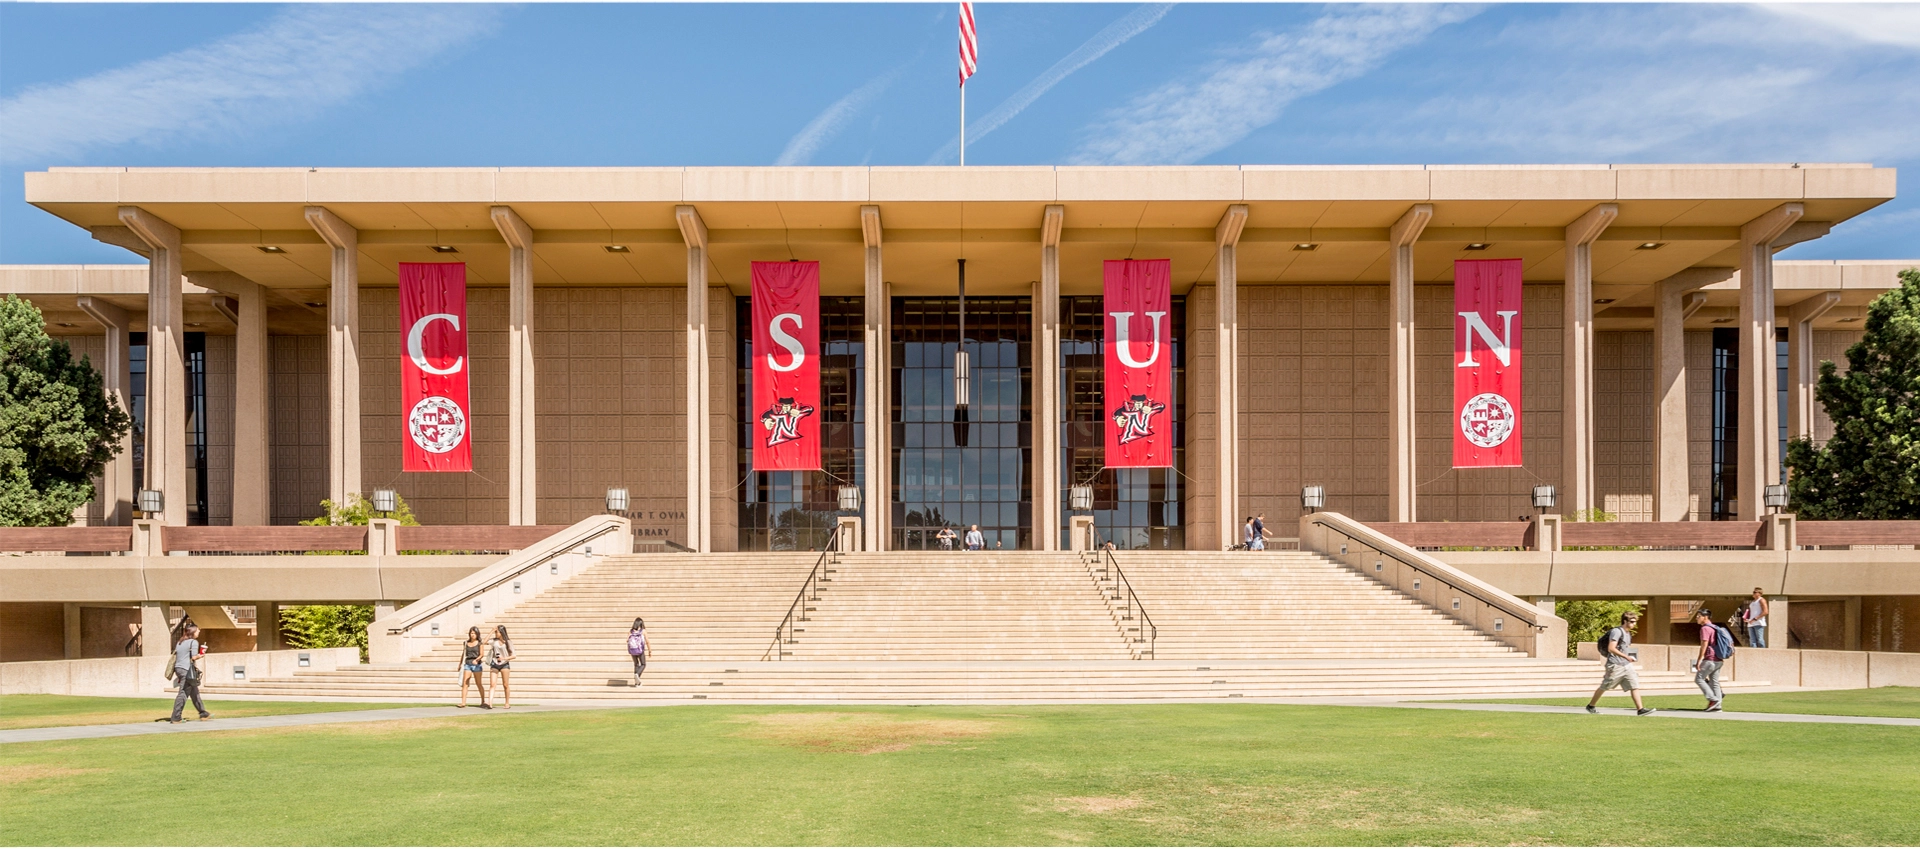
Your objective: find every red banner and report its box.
[399,262,473,472]
[1104,259,1173,468]
[1453,258,1524,468]
[751,261,822,471]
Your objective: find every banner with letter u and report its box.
[1453,258,1524,468]
[399,262,473,472]
[1103,259,1173,468]
[751,261,822,471]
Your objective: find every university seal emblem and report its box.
[1458,392,1516,448]
[760,396,816,448]
[407,395,468,454]
[1111,394,1167,446]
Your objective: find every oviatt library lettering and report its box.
[5,163,1911,552]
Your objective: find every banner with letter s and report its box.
[1453,258,1524,468]
[751,261,822,471]
[399,262,473,472]
[1103,259,1173,468]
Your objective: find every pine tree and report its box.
[0,296,132,526]
[1786,268,1920,519]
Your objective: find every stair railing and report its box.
[765,525,842,660]
[1098,547,1156,659]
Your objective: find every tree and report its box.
[0,296,131,526]
[1556,600,1644,658]
[1786,268,1920,519]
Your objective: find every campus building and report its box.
[3,164,1917,679]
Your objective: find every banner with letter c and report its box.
[399,262,473,472]
[1453,258,1524,468]
[751,261,822,471]
[1104,259,1173,468]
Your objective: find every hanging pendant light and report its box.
[953,259,971,447]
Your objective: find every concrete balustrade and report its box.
[0,646,360,698]
[1575,643,1920,689]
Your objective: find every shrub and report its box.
[279,604,374,661]
[1556,600,1643,658]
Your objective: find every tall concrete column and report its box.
[676,205,712,552]
[1563,204,1618,515]
[1387,204,1432,522]
[492,206,538,525]
[1651,271,1720,522]
[139,601,170,658]
[305,206,363,508]
[207,279,271,526]
[118,207,188,526]
[1214,205,1247,546]
[861,206,890,551]
[76,296,134,525]
[64,603,83,659]
[1787,291,1841,440]
[1032,204,1066,551]
[1737,203,1803,520]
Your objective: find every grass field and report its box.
[4,703,1917,846]
[1452,686,1920,719]
[0,695,429,731]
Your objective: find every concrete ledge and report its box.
[0,554,496,603]
[1573,642,1917,688]
[0,647,360,697]
[1432,548,1920,598]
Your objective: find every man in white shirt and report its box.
[1742,588,1771,648]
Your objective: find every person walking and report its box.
[1692,608,1731,711]
[964,524,984,552]
[167,624,211,723]
[627,618,649,686]
[1251,514,1269,551]
[1585,610,1654,715]
[937,527,956,551]
[459,627,490,709]
[487,626,516,709]
[1241,516,1255,551]
[1741,588,1771,648]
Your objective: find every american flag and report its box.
[958,2,978,86]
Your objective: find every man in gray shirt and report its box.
[1585,610,1654,716]
[169,625,211,723]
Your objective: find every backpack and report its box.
[1597,627,1622,660]
[627,632,646,656]
[1711,624,1736,660]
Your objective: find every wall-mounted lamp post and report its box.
[1532,485,1557,513]
[837,485,862,514]
[137,489,163,519]
[1764,484,1789,514]
[1070,485,1093,512]
[1301,485,1326,512]
[371,489,397,519]
[605,487,630,516]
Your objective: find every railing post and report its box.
[1534,514,1562,552]
[130,519,160,557]
[368,518,400,557]
[1767,513,1796,551]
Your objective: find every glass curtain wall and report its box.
[127,331,209,524]
[892,297,1032,550]
[1059,296,1184,549]
[1710,326,1790,521]
[736,296,865,550]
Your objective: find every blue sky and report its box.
[2,3,1915,264]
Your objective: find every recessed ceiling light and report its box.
[1465,243,1491,251]
[55,322,76,327]
[257,245,287,254]
[304,302,325,308]
[1293,243,1318,251]
[605,245,630,253]
[1837,317,1861,323]
[1711,318,1734,324]
[1594,298,1615,305]
[430,245,459,254]
[187,322,203,328]
[1637,242,1664,251]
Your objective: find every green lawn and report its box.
[0,694,429,731]
[1450,686,1920,719]
[3,704,1917,846]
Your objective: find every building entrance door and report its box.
[892,297,1032,550]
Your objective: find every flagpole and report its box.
[959,84,966,167]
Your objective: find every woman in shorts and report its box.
[487,625,516,709]
[459,627,490,709]
[627,618,649,686]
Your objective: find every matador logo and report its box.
[1111,394,1166,446]
[760,396,816,448]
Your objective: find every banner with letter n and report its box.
[1103,258,1173,468]
[1453,257,1524,468]
[399,262,473,472]
[751,260,822,471]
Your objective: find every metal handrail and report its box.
[1099,546,1156,659]
[765,525,842,660]
[1312,520,1544,630]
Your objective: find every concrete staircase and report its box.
[215,549,1721,702]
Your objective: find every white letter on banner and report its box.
[766,312,806,372]
[407,313,464,376]
[1457,310,1519,368]
[1109,311,1167,369]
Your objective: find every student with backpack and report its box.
[1585,610,1655,715]
[627,618,649,686]
[1692,608,1734,711]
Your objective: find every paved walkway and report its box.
[6,698,1916,744]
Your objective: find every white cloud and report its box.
[926,3,1175,165]
[0,6,501,163]
[1761,3,1920,50]
[775,69,902,167]
[1070,5,1479,165]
